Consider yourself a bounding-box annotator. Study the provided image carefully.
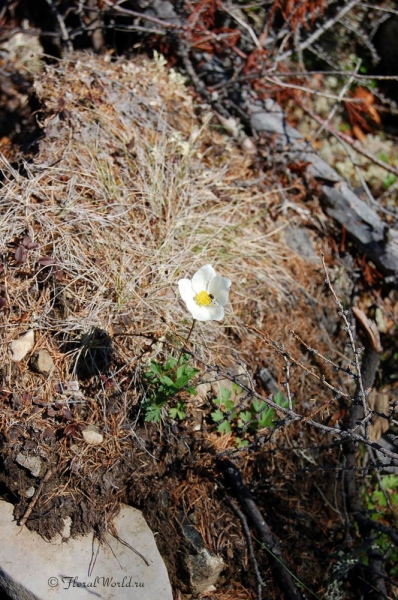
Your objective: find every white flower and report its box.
[178,264,231,321]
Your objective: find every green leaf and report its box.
[240,411,252,423]
[224,399,235,412]
[149,361,162,375]
[186,386,197,395]
[164,356,177,371]
[274,391,288,407]
[383,173,396,190]
[382,474,398,489]
[176,364,186,379]
[217,421,232,434]
[258,408,275,428]
[377,152,389,164]
[219,387,231,403]
[252,398,266,413]
[232,383,242,394]
[159,375,175,387]
[236,437,249,448]
[211,409,224,423]
[145,406,162,422]
[169,402,186,420]
[174,373,194,389]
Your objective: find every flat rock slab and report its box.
[0,500,173,600]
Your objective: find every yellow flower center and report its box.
[195,290,212,306]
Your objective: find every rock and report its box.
[322,182,398,278]
[15,454,42,478]
[9,330,35,362]
[59,517,72,540]
[185,549,225,596]
[30,350,54,375]
[82,425,103,446]
[181,518,225,595]
[284,227,318,263]
[249,99,398,281]
[24,487,35,499]
[0,500,173,600]
[250,100,342,183]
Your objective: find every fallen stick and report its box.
[219,459,303,600]
[18,468,54,529]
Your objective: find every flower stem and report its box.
[178,318,196,365]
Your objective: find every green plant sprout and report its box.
[211,386,238,434]
[143,354,198,422]
[211,387,289,444]
[363,474,398,576]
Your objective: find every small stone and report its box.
[185,548,225,595]
[30,350,54,375]
[9,330,35,362]
[285,227,318,263]
[60,517,72,540]
[24,487,35,498]
[82,425,103,446]
[181,518,225,595]
[15,454,42,478]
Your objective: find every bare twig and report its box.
[101,0,182,31]
[322,255,370,436]
[298,100,398,179]
[177,342,398,464]
[223,491,266,600]
[18,468,54,529]
[44,0,73,52]
[275,0,362,64]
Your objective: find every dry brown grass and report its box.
[0,51,332,388]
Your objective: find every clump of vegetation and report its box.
[142,354,198,422]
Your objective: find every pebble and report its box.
[30,349,54,375]
[82,425,103,446]
[15,453,42,478]
[9,330,35,362]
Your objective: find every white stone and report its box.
[9,330,35,361]
[24,487,35,498]
[82,425,103,445]
[59,517,72,540]
[30,349,54,375]
[15,453,42,477]
[0,500,173,600]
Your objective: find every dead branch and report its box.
[275,0,361,64]
[44,0,73,52]
[18,468,54,529]
[299,100,398,180]
[223,493,266,600]
[179,343,398,466]
[101,0,182,31]
[342,301,388,599]
[219,459,303,600]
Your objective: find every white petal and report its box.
[191,264,216,294]
[207,305,225,321]
[208,275,231,307]
[178,279,194,303]
[185,298,224,321]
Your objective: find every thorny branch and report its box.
[179,343,398,466]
